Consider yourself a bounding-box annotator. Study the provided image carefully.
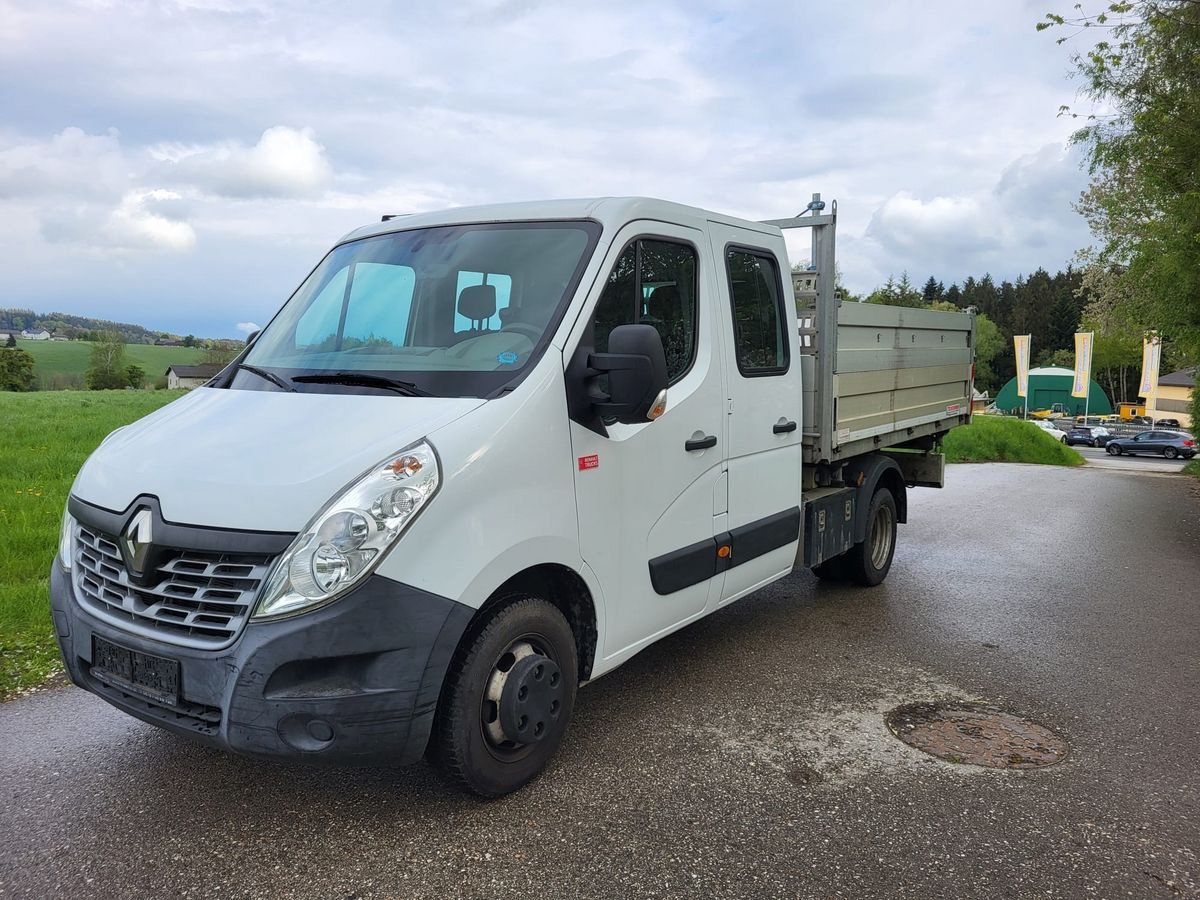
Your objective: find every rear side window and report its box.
[593,238,698,384]
[726,248,789,375]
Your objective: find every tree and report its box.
[86,331,128,390]
[921,276,945,306]
[4,333,14,348]
[973,313,1006,394]
[1040,1,1200,360]
[866,272,925,308]
[200,343,237,367]
[0,346,35,391]
[182,334,196,348]
[945,284,963,308]
[125,364,146,390]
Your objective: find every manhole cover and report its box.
[885,702,1068,769]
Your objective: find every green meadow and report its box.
[0,390,186,697]
[941,416,1086,466]
[15,339,204,389]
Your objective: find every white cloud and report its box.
[0,1,1100,335]
[0,127,126,199]
[151,126,332,198]
[235,320,260,334]
[851,143,1090,290]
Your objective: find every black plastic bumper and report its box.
[50,560,473,765]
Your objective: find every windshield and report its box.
[241,220,601,397]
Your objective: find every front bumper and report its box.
[50,560,473,765]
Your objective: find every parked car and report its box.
[1032,419,1066,442]
[1065,426,1111,448]
[1105,431,1197,459]
[1154,418,1182,429]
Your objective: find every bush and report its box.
[941,417,1085,466]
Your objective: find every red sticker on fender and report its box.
[578,454,599,470]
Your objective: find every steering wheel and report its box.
[500,323,542,341]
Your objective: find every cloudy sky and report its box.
[0,0,1093,337]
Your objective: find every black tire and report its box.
[1107,443,1121,455]
[432,596,578,797]
[1093,439,1103,448]
[844,488,898,587]
[1164,447,1178,459]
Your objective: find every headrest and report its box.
[647,285,681,320]
[458,284,497,321]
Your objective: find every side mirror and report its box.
[245,330,260,346]
[588,324,668,424]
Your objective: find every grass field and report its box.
[942,416,1086,466]
[16,339,203,389]
[0,390,185,698]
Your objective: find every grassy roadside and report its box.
[1185,459,1200,480]
[941,416,1085,466]
[0,390,186,699]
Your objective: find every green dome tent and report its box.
[993,366,1113,416]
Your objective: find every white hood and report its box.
[73,387,484,531]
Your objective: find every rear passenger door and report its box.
[706,223,802,605]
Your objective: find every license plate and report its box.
[91,636,180,706]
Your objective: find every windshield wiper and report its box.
[291,372,434,397]
[234,362,296,392]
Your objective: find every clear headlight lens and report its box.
[59,504,76,571]
[253,441,440,620]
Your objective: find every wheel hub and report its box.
[497,654,562,744]
[482,640,563,748]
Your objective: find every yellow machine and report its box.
[1030,404,1066,420]
[1118,402,1146,420]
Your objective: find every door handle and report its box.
[685,434,718,452]
[773,420,798,434]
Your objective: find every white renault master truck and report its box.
[51,197,974,796]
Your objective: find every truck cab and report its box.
[51,197,973,796]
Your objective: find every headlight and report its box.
[253,441,440,620]
[59,504,76,571]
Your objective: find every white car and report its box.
[1032,419,1066,441]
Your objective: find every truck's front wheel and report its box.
[432,596,578,797]
[843,487,898,586]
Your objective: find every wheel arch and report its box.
[842,454,908,544]
[464,564,599,683]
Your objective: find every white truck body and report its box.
[53,196,974,795]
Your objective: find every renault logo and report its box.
[120,508,154,577]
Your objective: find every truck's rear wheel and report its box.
[432,596,578,797]
[844,488,898,586]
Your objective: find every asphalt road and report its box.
[1074,444,1191,473]
[3,464,1199,900]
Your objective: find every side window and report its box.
[726,248,788,375]
[342,263,416,347]
[593,239,697,384]
[454,271,513,332]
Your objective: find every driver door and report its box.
[567,222,728,664]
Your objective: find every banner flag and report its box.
[1138,333,1161,398]
[1014,335,1031,398]
[1072,332,1093,398]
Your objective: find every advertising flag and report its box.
[1072,332,1093,398]
[1014,335,1031,398]
[1138,333,1161,398]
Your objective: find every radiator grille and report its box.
[73,524,274,649]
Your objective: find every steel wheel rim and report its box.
[480,633,557,762]
[869,501,895,570]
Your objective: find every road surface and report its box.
[1074,443,1191,473]
[2,464,1198,899]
